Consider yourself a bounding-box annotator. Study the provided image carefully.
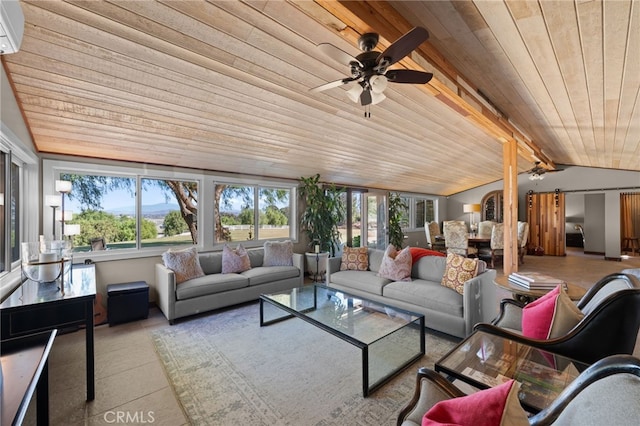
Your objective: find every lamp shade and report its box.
[55,180,72,193]
[45,194,62,207]
[56,210,73,221]
[346,84,363,103]
[64,224,81,236]
[463,204,481,213]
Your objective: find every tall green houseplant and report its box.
[299,174,344,256]
[388,192,408,249]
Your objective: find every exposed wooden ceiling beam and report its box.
[308,0,556,169]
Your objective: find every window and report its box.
[1,151,22,273]
[414,198,436,228]
[140,178,198,248]
[0,151,6,273]
[214,183,292,243]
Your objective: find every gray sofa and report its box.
[156,248,303,324]
[326,248,498,338]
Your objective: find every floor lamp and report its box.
[45,195,62,239]
[463,203,481,235]
[55,180,73,238]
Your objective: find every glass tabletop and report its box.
[261,284,423,345]
[436,330,589,413]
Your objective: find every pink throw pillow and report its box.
[423,380,528,426]
[521,286,561,339]
[377,245,412,281]
[221,244,251,274]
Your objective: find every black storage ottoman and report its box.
[107,281,149,326]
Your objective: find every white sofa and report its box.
[156,248,303,324]
[326,248,498,338]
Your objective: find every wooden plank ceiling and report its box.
[2,0,638,195]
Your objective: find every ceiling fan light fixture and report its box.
[346,84,363,103]
[371,91,386,105]
[369,75,388,94]
[529,173,544,181]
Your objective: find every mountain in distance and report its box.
[107,203,180,217]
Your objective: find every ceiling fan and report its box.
[527,161,562,180]
[309,27,433,108]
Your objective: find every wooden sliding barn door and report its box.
[527,190,566,256]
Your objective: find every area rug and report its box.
[151,302,458,426]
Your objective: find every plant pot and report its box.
[305,252,330,281]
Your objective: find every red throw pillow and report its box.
[409,247,446,263]
[422,380,528,426]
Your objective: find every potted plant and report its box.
[299,174,344,279]
[388,192,408,249]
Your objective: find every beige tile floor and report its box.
[22,248,640,425]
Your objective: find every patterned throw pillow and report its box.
[162,246,205,284]
[441,253,480,295]
[377,245,412,281]
[222,244,252,274]
[263,240,294,266]
[423,380,528,426]
[340,246,369,271]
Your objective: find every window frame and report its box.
[43,158,298,261]
[398,193,439,232]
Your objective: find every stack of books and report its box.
[508,272,565,290]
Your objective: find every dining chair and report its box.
[489,223,504,268]
[443,220,477,257]
[477,220,496,239]
[517,221,530,264]
[397,354,640,426]
[424,221,445,252]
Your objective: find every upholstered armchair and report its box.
[424,221,445,252]
[397,354,640,426]
[517,221,530,264]
[443,220,478,257]
[473,273,640,365]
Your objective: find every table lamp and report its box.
[463,204,481,233]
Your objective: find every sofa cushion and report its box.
[198,251,223,275]
[330,270,391,296]
[412,255,447,282]
[441,253,481,295]
[383,279,463,317]
[367,249,385,273]
[247,248,265,268]
[221,244,251,274]
[378,245,412,281]
[162,247,205,284]
[242,266,300,286]
[340,246,369,271]
[175,274,249,300]
[263,240,293,266]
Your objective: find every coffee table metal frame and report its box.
[260,284,425,397]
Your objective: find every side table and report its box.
[1,264,96,401]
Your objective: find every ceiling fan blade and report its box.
[385,69,433,84]
[376,27,429,67]
[360,89,372,106]
[309,77,356,93]
[317,43,362,67]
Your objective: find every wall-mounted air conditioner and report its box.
[0,0,24,55]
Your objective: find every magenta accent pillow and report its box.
[377,245,412,281]
[521,285,561,339]
[221,244,251,274]
[422,380,528,426]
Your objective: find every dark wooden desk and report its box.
[1,264,96,401]
[1,330,57,426]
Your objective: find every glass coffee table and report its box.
[435,330,589,413]
[260,284,425,397]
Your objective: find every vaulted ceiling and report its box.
[3,1,638,195]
